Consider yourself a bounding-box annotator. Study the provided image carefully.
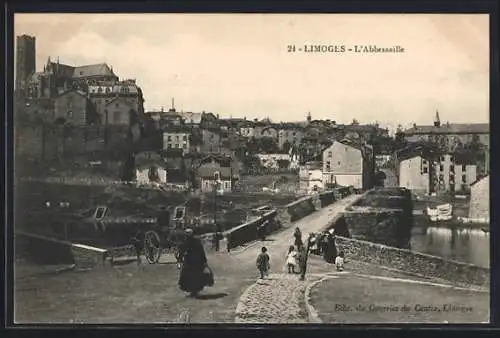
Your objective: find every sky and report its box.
[14,13,490,131]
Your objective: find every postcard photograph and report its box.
[12,13,490,324]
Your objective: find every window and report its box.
[175,144,179,148]
[439,174,444,182]
[440,156,445,162]
[95,207,107,220]
[167,144,172,148]
[450,156,454,163]
[66,111,73,118]
[450,165,455,173]
[225,182,230,189]
[293,132,296,136]
[423,167,428,174]
[439,164,444,172]
[462,175,467,183]
[462,165,466,171]
[176,135,180,140]
[214,172,220,181]
[105,87,111,93]
[422,160,428,165]
[183,144,187,149]
[326,161,331,171]
[168,136,172,141]
[79,71,83,75]
[328,151,332,157]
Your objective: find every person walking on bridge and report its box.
[293,227,303,248]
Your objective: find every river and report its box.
[410,226,490,268]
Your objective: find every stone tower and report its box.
[15,35,36,92]
[306,111,312,123]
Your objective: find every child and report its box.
[256,247,271,279]
[335,251,345,272]
[286,245,298,274]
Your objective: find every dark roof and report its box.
[198,166,232,179]
[160,148,184,158]
[404,123,489,135]
[73,63,116,78]
[166,169,188,183]
[135,151,167,169]
[161,125,191,133]
[396,143,440,161]
[55,89,87,99]
[48,62,75,78]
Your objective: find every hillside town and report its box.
[13,32,490,324]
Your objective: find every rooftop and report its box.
[404,123,489,135]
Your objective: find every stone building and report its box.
[396,143,479,195]
[135,151,168,185]
[468,175,489,220]
[27,57,119,99]
[88,79,145,123]
[200,128,221,153]
[403,111,489,150]
[104,97,136,126]
[162,126,191,154]
[259,126,279,140]
[322,139,374,191]
[396,144,437,195]
[277,124,304,150]
[53,90,98,126]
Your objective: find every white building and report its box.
[322,140,374,190]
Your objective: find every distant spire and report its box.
[434,110,441,127]
[171,98,175,110]
[57,56,59,64]
[307,111,312,123]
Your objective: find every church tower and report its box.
[306,111,312,124]
[433,110,441,127]
[15,35,36,92]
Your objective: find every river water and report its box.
[410,226,490,268]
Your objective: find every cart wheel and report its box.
[144,230,161,264]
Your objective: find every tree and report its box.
[257,137,279,154]
[121,152,136,182]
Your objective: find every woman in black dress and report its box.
[178,229,210,297]
[323,233,338,264]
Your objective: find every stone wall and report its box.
[334,236,490,287]
[223,187,353,251]
[15,231,107,269]
[469,175,489,220]
[223,210,278,251]
[343,187,414,248]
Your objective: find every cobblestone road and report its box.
[233,195,361,323]
[235,273,321,323]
